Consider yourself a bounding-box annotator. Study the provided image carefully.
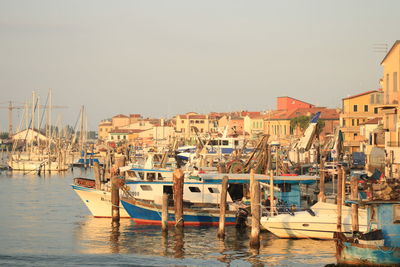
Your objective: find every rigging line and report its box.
[39,92,49,131]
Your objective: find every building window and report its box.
[353,105,358,112]
[181,120,184,123]
[352,119,355,126]
[394,72,398,92]
[200,120,204,123]
[364,105,368,112]
[195,120,199,124]
[374,107,378,114]
[354,133,358,137]
[370,94,375,104]
[342,119,346,126]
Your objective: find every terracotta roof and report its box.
[342,90,378,100]
[99,121,112,126]
[267,107,339,120]
[363,118,381,125]
[129,114,141,118]
[112,114,128,118]
[109,129,144,134]
[240,111,261,117]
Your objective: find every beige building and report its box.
[112,114,130,129]
[340,90,383,153]
[98,120,112,140]
[380,40,400,177]
[175,112,219,139]
[244,114,265,138]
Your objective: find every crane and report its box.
[0,101,67,136]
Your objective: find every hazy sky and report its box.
[0,0,399,131]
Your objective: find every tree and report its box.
[290,115,325,134]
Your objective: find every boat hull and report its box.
[121,197,237,226]
[337,241,400,266]
[8,160,68,171]
[72,185,130,218]
[261,202,367,239]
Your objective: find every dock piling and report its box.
[93,162,101,190]
[111,176,120,227]
[318,158,326,202]
[350,176,359,232]
[162,193,169,233]
[336,165,343,233]
[250,169,261,248]
[217,175,229,239]
[173,168,184,229]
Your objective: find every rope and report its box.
[175,217,183,227]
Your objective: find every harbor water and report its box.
[0,169,336,266]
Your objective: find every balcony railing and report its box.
[387,141,400,147]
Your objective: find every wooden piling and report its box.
[269,170,275,216]
[93,162,101,190]
[341,167,346,205]
[173,168,184,229]
[162,193,169,233]
[318,158,326,202]
[250,169,261,249]
[217,175,229,239]
[350,176,359,232]
[111,176,121,226]
[336,165,343,233]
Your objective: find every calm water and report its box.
[0,169,337,266]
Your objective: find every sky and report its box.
[0,0,399,131]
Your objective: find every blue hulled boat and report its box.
[120,197,237,226]
[336,199,400,266]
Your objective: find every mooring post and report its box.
[162,193,169,233]
[217,175,229,239]
[93,161,101,190]
[336,165,343,233]
[350,176,359,232]
[250,169,260,248]
[341,167,346,205]
[318,158,326,202]
[111,176,121,227]
[173,168,184,229]
[269,169,275,216]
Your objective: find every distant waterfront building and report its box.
[175,112,220,140]
[340,90,383,154]
[265,107,339,143]
[277,96,315,111]
[98,120,112,140]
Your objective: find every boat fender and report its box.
[306,208,316,216]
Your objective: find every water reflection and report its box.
[74,216,336,266]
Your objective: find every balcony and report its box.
[387,141,400,147]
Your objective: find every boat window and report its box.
[234,140,239,146]
[140,185,152,191]
[208,187,220,193]
[147,172,156,181]
[393,205,400,223]
[222,140,229,146]
[127,170,137,178]
[277,183,291,193]
[210,140,218,146]
[189,186,201,193]
[138,172,144,179]
[157,173,163,180]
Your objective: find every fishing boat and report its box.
[120,196,237,226]
[72,177,130,218]
[71,166,227,218]
[261,201,368,239]
[335,178,400,265]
